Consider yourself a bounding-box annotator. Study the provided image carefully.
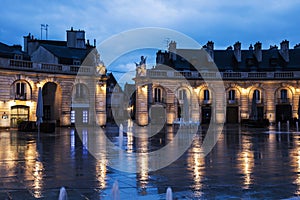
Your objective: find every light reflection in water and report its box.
[136,127,149,193]
[290,136,300,195]
[33,159,44,198]
[24,141,44,198]
[127,129,134,153]
[187,135,204,191]
[237,136,254,189]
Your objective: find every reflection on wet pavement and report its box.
[1,124,300,199]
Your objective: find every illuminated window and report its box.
[83,110,88,123]
[70,110,75,123]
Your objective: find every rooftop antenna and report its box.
[40,24,48,40]
[164,37,170,50]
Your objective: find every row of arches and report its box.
[148,84,297,124]
[7,79,94,127]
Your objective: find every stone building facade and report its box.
[0,28,107,128]
[134,40,300,126]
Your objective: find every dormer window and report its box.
[73,59,81,66]
[14,54,23,60]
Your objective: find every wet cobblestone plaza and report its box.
[1,124,300,199]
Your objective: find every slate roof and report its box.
[41,44,92,60]
[155,45,300,72]
[0,42,30,60]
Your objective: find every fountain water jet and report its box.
[287,120,290,132]
[166,187,173,200]
[278,121,281,132]
[58,187,68,200]
[111,180,120,200]
[119,124,123,146]
[297,121,299,132]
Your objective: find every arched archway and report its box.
[42,82,62,125]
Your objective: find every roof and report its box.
[155,45,300,72]
[41,44,92,60]
[0,42,30,60]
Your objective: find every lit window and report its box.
[82,110,88,123]
[70,110,75,123]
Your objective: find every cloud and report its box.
[0,0,300,50]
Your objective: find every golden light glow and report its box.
[137,129,149,190]
[141,85,147,92]
[237,137,254,189]
[194,87,200,94]
[187,136,204,191]
[290,139,300,195]
[242,88,248,95]
[33,160,44,198]
[296,88,300,93]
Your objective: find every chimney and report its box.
[234,42,241,62]
[280,40,289,62]
[295,44,300,49]
[66,28,86,49]
[168,41,177,61]
[205,41,214,61]
[254,42,262,62]
[23,33,31,53]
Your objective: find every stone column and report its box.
[95,77,107,126]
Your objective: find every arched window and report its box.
[14,81,31,100]
[154,88,162,102]
[74,84,88,99]
[179,89,187,101]
[229,90,236,100]
[253,89,261,102]
[203,89,210,101]
[280,89,288,103]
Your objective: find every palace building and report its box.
[134,40,300,126]
[0,28,107,128]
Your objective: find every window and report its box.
[280,89,288,103]
[203,89,210,101]
[73,59,81,66]
[75,84,88,98]
[179,89,187,101]
[70,110,75,123]
[10,105,29,127]
[15,82,26,100]
[253,89,260,101]
[82,110,88,123]
[14,54,23,60]
[229,90,236,101]
[154,88,162,102]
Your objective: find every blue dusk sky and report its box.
[1,0,300,83]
